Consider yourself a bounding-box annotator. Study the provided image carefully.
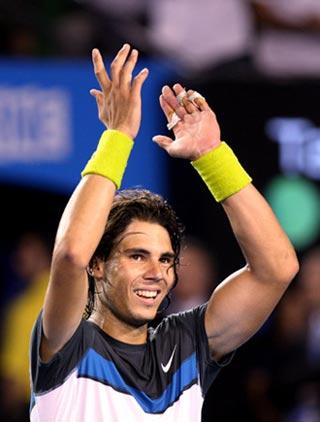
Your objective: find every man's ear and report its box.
[87,258,104,281]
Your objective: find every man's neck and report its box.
[89,307,148,345]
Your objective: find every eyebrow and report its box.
[123,248,175,258]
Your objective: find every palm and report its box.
[153,84,222,161]
[165,110,220,161]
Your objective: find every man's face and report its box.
[99,219,175,327]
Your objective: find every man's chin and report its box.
[105,300,159,328]
[129,311,157,327]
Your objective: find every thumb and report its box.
[90,89,105,119]
[152,135,173,151]
[132,68,149,97]
[90,89,103,105]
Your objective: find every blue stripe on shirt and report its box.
[77,348,198,413]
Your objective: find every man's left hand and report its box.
[153,84,221,161]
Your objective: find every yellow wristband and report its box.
[81,130,134,189]
[191,142,252,202]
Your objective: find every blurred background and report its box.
[0,1,320,421]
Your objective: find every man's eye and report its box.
[131,254,143,261]
[160,257,173,264]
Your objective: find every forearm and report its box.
[54,129,133,268]
[54,174,116,268]
[192,142,298,284]
[222,184,298,283]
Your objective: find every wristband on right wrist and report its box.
[81,129,134,189]
[191,142,252,202]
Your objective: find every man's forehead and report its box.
[118,224,173,251]
[120,230,170,243]
[123,220,168,235]
[120,231,148,242]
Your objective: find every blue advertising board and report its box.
[0,57,175,196]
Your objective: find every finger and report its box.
[92,48,111,94]
[90,88,104,104]
[131,67,149,97]
[175,87,198,114]
[186,89,210,111]
[162,85,186,119]
[152,135,174,151]
[90,88,103,97]
[90,89,104,118]
[194,96,210,111]
[159,96,182,131]
[173,83,185,95]
[172,84,187,103]
[110,43,131,86]
[159,95,175,122]
[182,95,198,114]
[167,113,181,131]
[120,48,138,86]
[173,84,187,105]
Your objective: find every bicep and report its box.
[41,254,88,361]
[205,266,288,360]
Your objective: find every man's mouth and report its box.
[133,289,161,303]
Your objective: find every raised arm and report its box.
[41,45,148,361]
[154,84,299,361]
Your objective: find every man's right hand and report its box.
[153,84,221,161]
[90,44,149,140]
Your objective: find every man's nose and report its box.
[144,259,164,281]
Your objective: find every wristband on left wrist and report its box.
[81,130,134,189]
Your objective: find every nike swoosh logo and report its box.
[161,345,177,373]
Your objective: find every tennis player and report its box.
[29,44,299,421]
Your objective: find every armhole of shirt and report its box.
[195,303,235,395]
[30,310,88,392]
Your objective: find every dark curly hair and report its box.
[84,188,185,318]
